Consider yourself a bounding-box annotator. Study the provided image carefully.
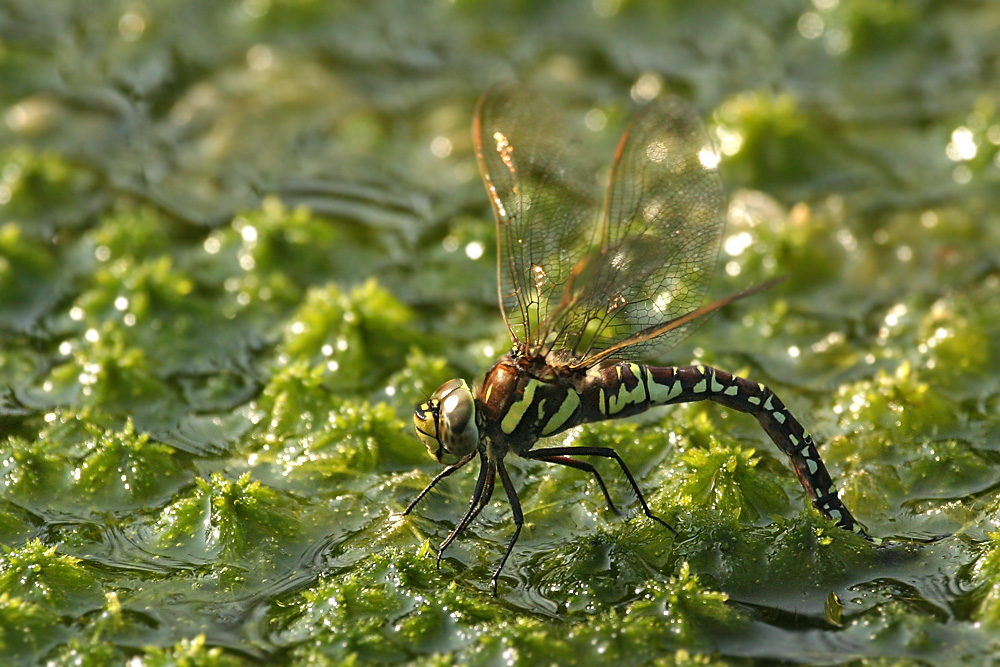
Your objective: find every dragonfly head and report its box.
[414,378,480,465]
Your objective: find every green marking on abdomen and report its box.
[604,364,647,415]
[541,390,580,435]
[648,375,683,404]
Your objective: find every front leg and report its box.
[436,449,496,565]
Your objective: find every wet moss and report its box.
[0,541,103,616]
[1,0,999,664]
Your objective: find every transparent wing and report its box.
[550,96,727,367]
[473,83,602,347]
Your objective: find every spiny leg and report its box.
[437,450,496,566]
[403,451,477,516]
[461,460,497,532]
[530,454,621,515]
[524,445,676,535]
[493,457,523,596]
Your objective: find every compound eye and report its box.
[414,401,439,449]
[441,392,474,447]
[413,379,479,465]
[431,378,467,401]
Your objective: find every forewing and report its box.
[556,97,726,364]
[473,84,601,347]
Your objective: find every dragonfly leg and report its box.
[527,453,621,515]
[493,457,523,596]
[403,451,477,515]
[436,450,496,566]
[524,445,676,535]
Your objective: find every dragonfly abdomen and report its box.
[579,362,873,540]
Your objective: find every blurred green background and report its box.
[2,0,999,664]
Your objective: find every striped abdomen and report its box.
[478,357,870,539]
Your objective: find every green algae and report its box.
[1,0,999,665]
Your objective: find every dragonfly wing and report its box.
[473,83,602,347]
[557,96,727,364]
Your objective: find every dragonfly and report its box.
[405,83,873,594]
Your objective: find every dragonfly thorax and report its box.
[414,378,480,465]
